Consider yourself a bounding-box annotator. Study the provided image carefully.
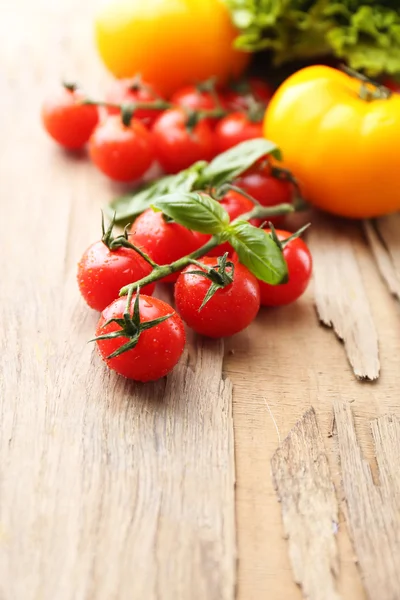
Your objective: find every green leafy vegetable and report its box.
[225,0,400,77]
[152,192,230,234]
[228,220,288,284]
[107,139,281,225]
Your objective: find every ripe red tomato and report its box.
[383,78,400,94]
[170,85,226,125]
[89,115,154,182]
[224,77,273,111]
[215,112,264,153]
[234,164,295,227]
[95,295,185,381]
[104,78,164,126]
[174,257,260,337]
[77,240,155,311]
[41,85,99,149]
[152,108,216,173]
[129,209,206,282]
[234,229,312,306]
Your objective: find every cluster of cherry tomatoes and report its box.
[76,168,312,382]
[42,75,313,383]
[41,76,274,182]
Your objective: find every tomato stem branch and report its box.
[119,235,220,296]
[119,199,305,296]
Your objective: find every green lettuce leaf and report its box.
[225,0,400,77]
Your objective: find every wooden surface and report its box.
[2,1,400,599]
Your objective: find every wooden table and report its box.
[2,2,400,599]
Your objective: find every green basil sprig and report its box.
[227,220,288,284]
[152,192,230,234]
[151,192,288,285]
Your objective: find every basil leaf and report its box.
[228,220,288,284]
[152,192,230,234]
[106,162,207,225]
[202,138,282,187]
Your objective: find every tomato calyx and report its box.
[184,106,227,132]
[62,81,78,93]
[101,213,158,268]
[186,252,234,309]
[91,287,174,359]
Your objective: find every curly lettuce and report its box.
[225,0,400,77]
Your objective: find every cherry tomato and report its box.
[174,257,260,338]
[234,164,295,227]
[152,108,216,173]
[89,115,154,182]
[203,190,256,257]
[383,78,400,94]
[234,229,312,306]
[129,209,206,282]
[215,112,264,153]
[105,78,164,126]
[41,85,99,150]
[77,240,155,312]
[95,295,185,381]
[224,77,273,111]
[170,85,226,126]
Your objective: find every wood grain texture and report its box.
[271,408,341,600]
[334,400,400,600]
[376,214,400,281]
[308,215,380,380]
[4,1,400,599]
[363,221,400,300]
[0,3,236,599]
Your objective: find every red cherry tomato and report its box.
[41,85,99,149]
[95,295,185,381]
[77,240,155,312]
[224,77,274,111]
[152,108,216,173]
[383,78,400,94]
[129,209,206,282]
[170,85,226,125]
[174,257,260,338]
[215,112,264,153]
[105,78,164,126]
[234,164,295,227]
[89,115,154,182]
[234,229,312,306]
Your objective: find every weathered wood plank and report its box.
[0,4,236,598]
[308,216,380,380]
[363,221,400,300]
[271,408,341,600]
[334,400,400,600]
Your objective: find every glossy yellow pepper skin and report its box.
[264,65,400,219]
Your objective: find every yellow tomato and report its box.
[264,65,400,219]
[94,0,249,98]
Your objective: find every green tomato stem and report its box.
[239,202,296,222]
[119,235,220,296]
